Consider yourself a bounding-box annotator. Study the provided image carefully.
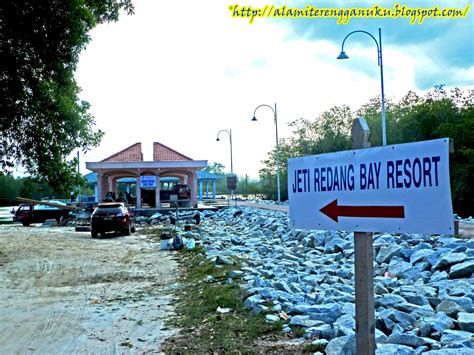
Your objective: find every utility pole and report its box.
[77,151,81,207]
[245,174,248,197]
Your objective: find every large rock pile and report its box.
[175,207,474,354]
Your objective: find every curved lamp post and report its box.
[216,129,233,173]
[252,103,281,204]
[338,28,387,146]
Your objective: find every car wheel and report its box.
[22,220,30,227]
[123,222,131,236]
[131,226,136,233]
[91,229,98,238]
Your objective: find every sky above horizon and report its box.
[75,0,473,179]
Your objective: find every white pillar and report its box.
[111,178,117,194]
[101,174,108,201]
[96,173,103,202]
[136,175,141,208]
[155,174,161,208]
[108,176,113,192]
[199,181,203,200]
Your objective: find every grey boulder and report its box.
[457,312,474,332]
[449,260,474,278]
[325,334,356,355]
[375,344,416,355]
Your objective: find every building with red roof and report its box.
[86,142,207,208]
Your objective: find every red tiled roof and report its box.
[153,142,192,161]
[101,143,143,162]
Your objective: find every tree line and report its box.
[0,174,94,206]
[2,86,471,217]
[258,86,473,217]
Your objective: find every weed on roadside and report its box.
[161,246,288,353]
[141,226,175,238]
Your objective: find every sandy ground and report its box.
[0,224,178,354]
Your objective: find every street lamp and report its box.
[216,129,233,173]
[252,103,281,204]
[337,28,387,146]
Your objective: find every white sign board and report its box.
[288,138,453,234]
[140,175,156,188]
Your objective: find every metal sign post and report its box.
[227,175,237,207]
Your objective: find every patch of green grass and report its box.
[119,340,133,348]
[303,342,326,352]
[291,326,306,338]
[140,226,175,237]
[179,244,205,256]
[163,247,283,352]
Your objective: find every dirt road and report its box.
[0,225,178,354]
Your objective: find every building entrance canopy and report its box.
[85,142,207,208]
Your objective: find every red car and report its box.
[175,184,191,200]
[90,202,136,238]
[12,203,71,226]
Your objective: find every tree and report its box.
[203,162,225,175]
[0,0,134,196]
[258,105,354,201]
[0,174,71,205]
[0,174,23,205]
[234,175,264,199]
[358,86,474,216]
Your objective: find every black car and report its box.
[90,202,136,238]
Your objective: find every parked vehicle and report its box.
[11,203,72,226]
[160,184,191,205]
[141,184,191,207]
[90,202,136,238]
[75,207,94,232]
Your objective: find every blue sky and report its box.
[283,0,473,88]
[75,0,473,178]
